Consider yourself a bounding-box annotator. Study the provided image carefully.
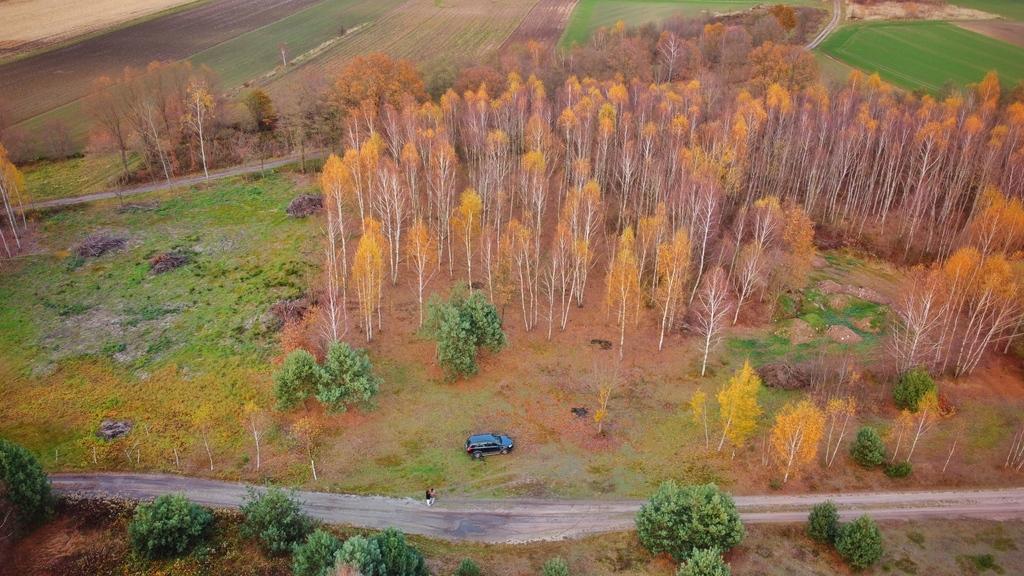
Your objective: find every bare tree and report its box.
[694,267,732,376]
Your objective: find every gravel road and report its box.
[51,473,1024,543]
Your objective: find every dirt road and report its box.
[806,0,843,50]
[51,473,1024,543]
[26,153,324,212]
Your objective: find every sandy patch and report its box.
[957,20,1024,48]
[849,1,999,21]
[0,0,194,56]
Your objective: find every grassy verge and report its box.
[11,499,1024,576]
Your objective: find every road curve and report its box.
[51,473,1024,543]
[806,0,843,50]
[25,152,326,212]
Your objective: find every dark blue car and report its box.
[465,433,514,459]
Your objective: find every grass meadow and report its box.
[818,21,1024,93]
[2,168,1023,501]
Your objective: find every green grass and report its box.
[0,172,317,468]
[560,0,818,46]
[22,153,140,202]
[818,21,1024,93]
[190,0,402,89]
[954,0,1024,20]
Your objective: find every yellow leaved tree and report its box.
[689,390,709,450]
[770,400,825,483]
[352,217,385,341]
[605,227,641,359]
[452,188,483,286]
[716,361,762,452]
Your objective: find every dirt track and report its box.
[51,473,1024,543]
[25,152,324,211]
[806,0,843,50]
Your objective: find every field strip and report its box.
[264,0,540,102]
[0,0,328,126]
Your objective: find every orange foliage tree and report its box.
[333,53,427,111]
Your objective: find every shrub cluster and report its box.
[241,487,313,555]
[893,368,936,411]
[676,547,731,576]
[636,482,743,568]
[332,528,427,576]
[293,529,343,576]
[453,558,483,576]
[850,426,886,468]
[884,461,913,478]
[128,494,213,558]
[0,438,53,530]
[425,288,506,380]
[806,503,883,569]
[275,342,379,411]
[540,557,570,576]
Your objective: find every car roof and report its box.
[468,433,501,443]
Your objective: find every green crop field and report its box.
[954,0,1024,20]
[190,0,403,89]
[818,21,1024,93]
[559,0,819,46]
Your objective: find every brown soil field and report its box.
[0,0,323,126]
[265,0,540,102]
[957,20,1024,48]
[848,0,998,21]
[0,0,195,59]
[502,0,580,48]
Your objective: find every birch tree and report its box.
[654,228,692,350]
[823,397,856,468]
[605,227,641,359]
[352,218,385,341]
[183,80,214,179]
[242,402,268,472]
[405,218,436,326]
[770,400,825,483]
[689,390,710,450]
[291,415,323,482]
[453,188,483,286]
[694,267,732,376]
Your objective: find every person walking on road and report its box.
[425,487,436,507]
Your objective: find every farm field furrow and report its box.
[559,0,821,46]
[265,0,540,101]
[0,0,196,60]
[817,21,1024,93]
[189,0,404,90]
[0,0,325,126]
[503,0,581,48]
